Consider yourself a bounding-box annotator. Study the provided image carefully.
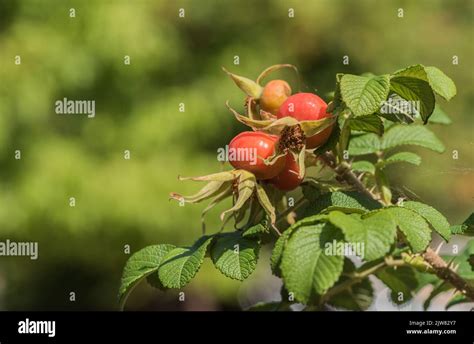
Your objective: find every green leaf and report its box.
[348,115,384,135]
[271,228,293,277]
[351,160,375,174]
[380,124,445,153]
[211,231,260,281]
[270,215,328,276]
[376,266,419,304]
[450,213,474,236]
[281,222,344,304]
[390,66,435,122]
[158,236,213,289]
[424,66,457,101]
[385,207,432,253]
[118,244,175,309]
[328,259,374,310]
[328,210,397,261]
[428,105,452,125]
[402,201,451,241]
[382,152,421,167]
[347,133,381,155]
[304,191,382,217]
[340,74,390,116]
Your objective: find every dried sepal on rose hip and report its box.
[170,169,277,230]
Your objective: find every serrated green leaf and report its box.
[380,124,445,153]
[340,74,390,116]
[376,266,419,304]
[351,160,375,174]
[328,259,374,310]
[281,222,344,304]
[271,228,293,277]
[328,210,397,261]
[118,244,175,309]
[347,133,381,155]
[450,213,474,236]
[385,207,432,252]
[348,115,384,135]
[382,152,421,167]
[304,191,382,217]
[211,231,260,281]
[402,201,451,241]
[390,72,435,122]
[428,105,452,125]
[424,66,457,101]
[158,236,213,289]
[270,214,328,276]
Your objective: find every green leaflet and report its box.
[384,207,432,253]
[348,124,445,156]
[118,244,175,309]
[340,74,390,116]
[280,222,344,304]
[211,231,260,281]
[402,201,451,241]
[158,236,213,289]
[328,210,397,261]
[304,191,382,217]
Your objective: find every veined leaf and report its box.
[119,244,175,309]
[380,124,445,153]
[351,160,375,174]
[348,114,384,135]
[385,207,432,253]
[340,74,390,116]
[158,236,213,289]
[424,66,457,101]
[211,231,260,281]
[281,222,344,304]
[304,191,382,217]
[402,201,451,241]
[328,210,397,261]
[382,152,421,167]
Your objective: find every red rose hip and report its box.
[269,154,304,191]
[228,131,285,179]
[277,93,334,149]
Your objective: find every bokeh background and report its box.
[0,0,472,310]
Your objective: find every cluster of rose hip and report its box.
[226,68,334,191]
[171,65,335,227]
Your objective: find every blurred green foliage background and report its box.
[0,0,472,310]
